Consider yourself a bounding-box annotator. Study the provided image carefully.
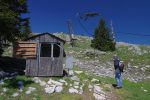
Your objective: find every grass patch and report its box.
[0,69,150,100]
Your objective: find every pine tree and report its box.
[0,0,31,55]
[91,19,115,51]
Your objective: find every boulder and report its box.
[94,85,103,94]
[71,76,80,81]
[47,79,63,86]
[25,90,31,95]
[3,88,8,92]
[58,79,66,83]
[32,77,41,83]
[69,70,74,76]
[145,65,150,68]
[78,86,83,94]
[88,84,93,91]
[78,90,83,94]
[74,81,80,86]
[45,84,50,88]
[143,89,148,92]
[39,81,46,86]
[70,84,72,87]
[28,87,36,92]
[12,92,19,97]
[93,93,106,100]
[59,79,68,86]
[69,88,78,94]
[74,71,83,74]
[91,78,99,83]
[25,87,36,95]
[88,84,93,89]
[45,85,56,94]
[55,86,63,93]
[74,86,79,89]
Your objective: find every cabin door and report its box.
[38,43,62,76]
[38,43,52,76]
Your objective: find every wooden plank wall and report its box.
[14,42,37,59]
[23,34,64,76]
[52,58,63,76]
[26,59,38,76]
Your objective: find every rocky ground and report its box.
[58,33,150,83]
[73,58,150,83]
[0,70,117,100]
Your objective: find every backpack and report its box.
[114,59,120,67]
[119,62,124,72]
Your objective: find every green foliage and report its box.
[91,19,115,51]
[0,0,31,55]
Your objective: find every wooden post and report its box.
[51,43,54,60]
[38,42,41,76]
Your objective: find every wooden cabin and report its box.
[13,33,65,76]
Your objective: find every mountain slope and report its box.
[55,33,150,82]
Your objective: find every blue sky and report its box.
[28,0,150,44]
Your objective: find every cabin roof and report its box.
[25,32,66,43]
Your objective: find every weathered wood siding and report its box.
[26,59,38,76]
[28,34,62,43]
[24,33,64,76]
[13,42,37,59]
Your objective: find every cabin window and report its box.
[40,43,51,57]
[53,43,60,57]
[40,43,60,57]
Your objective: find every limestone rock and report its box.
[143,89,148,92]
[70,84,72,87]
[25,87,36,95]
[78,89,83,94]
[59,79,68,86]
[93,93,106,100]
[25,90,31,95]
[69,70,74,76]
[39,81,46,86]
[45,85,56,94]
[47,79,63,86]
[94,85,103,94]
[3,88,8,92]
[69,88,78,94]
[28,87,36,92]
[74,71,83,74]
[74,81,80,86]
[55,86,63,93]
[74,86,79,89]
[88,84,93,91]
[71,76,80,81]
[32,77,41,83]
[91,78,99,83]
[12,92,19,97]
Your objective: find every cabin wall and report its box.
[26,59,38,76]
[25,34,64,76]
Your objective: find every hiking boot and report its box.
[116,86,122,89]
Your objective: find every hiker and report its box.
[113,56,122,88]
